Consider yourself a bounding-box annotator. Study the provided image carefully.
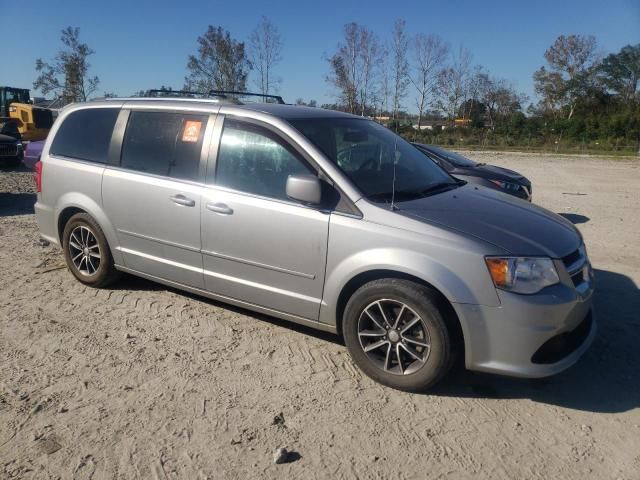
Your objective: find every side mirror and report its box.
[286,174,322,205]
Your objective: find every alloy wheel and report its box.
[68,225,101,276]
[357,299,431,375]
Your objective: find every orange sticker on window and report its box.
[182,120,202,142]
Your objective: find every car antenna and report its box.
[390,139,398,211]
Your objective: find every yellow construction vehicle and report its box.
[0,86,54,141]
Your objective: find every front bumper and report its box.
[453,266,595,378]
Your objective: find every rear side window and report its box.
[50,108,119,163]
[121,111,208,182]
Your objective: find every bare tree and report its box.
[410,33,449,128]
[249,17,283,95]
[391,19,410,120]
[358,26,382,116]
[474,72,527,129]
[435,44,472,123]
[378,45,392,115]
[34,27,99,104]
[326,23,382,115]
[533,34,599,119]
[326,23,360,113]
[184,26,251,93]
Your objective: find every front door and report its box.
[201,118,330,320]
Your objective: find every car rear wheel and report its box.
[343,279,455,391]
[62,213,120,288]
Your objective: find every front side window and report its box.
[50,108,119,163]
[121,111,207,182]
[215,119,313,201]
[290,118,458,203]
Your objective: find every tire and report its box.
[342,279,455,392]
[0,157,21,169]
[62,212,120,288]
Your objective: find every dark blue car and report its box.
[413,144,532,201]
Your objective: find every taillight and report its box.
[35,159,42,193]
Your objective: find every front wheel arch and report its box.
[336,270,464,357]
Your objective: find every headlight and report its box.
[489,179,520,192]
[485,257,559,294]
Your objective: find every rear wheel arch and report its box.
[61,211,121,287]
[335,269,464,355]
[55,199,122,264]
[57,206,86,242]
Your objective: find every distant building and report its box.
[412,120,448,131]
[454,118,472,126]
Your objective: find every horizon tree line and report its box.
[31,22,639,150]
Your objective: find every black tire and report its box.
[343,279,455,392]
[62,212,120,288]
[0,157,21,169]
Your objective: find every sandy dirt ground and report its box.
[1,153,639,479]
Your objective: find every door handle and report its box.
[170,194,196,207]
[206,202,234,215]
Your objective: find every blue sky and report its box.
[4,0,639,110]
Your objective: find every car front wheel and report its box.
[343,279,455,391]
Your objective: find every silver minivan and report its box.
[35,97,595,391]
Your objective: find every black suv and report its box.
[0,119,24,168]
[413,144,532,201]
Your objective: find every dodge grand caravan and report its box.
[34,97,595,391]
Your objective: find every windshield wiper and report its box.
[367,180,464,203]
[366,190,424,202]
[419,181,463,197]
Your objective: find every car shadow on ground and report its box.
[0,192,36,216]
[112,268,638,412]
[558,212,590,224]
[431,268,640,413]
[112,274,344,346]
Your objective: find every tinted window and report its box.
[415,147,454,172]
[50,108,119,163]
[426,145,477,167]
[121,111,208,181]
[215,120,313,200]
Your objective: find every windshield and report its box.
[290,118,457,202]
[3,88,30,105]
[425,145,478,167]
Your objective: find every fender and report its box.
[318,246,501,327]
[55,191,124,266]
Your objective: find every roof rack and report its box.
[144,89,208,98]
[208,90,285,104]
[141,89,284,104]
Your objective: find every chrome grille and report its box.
[562,245,589,289]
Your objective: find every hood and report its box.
[0,133,19,143]
[396,184,579,258]
[452,164,530,186]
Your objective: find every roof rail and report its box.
[102,97,230,105]
[208,90,285,104]
[144,89,207,98]
[101,89,285,105]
